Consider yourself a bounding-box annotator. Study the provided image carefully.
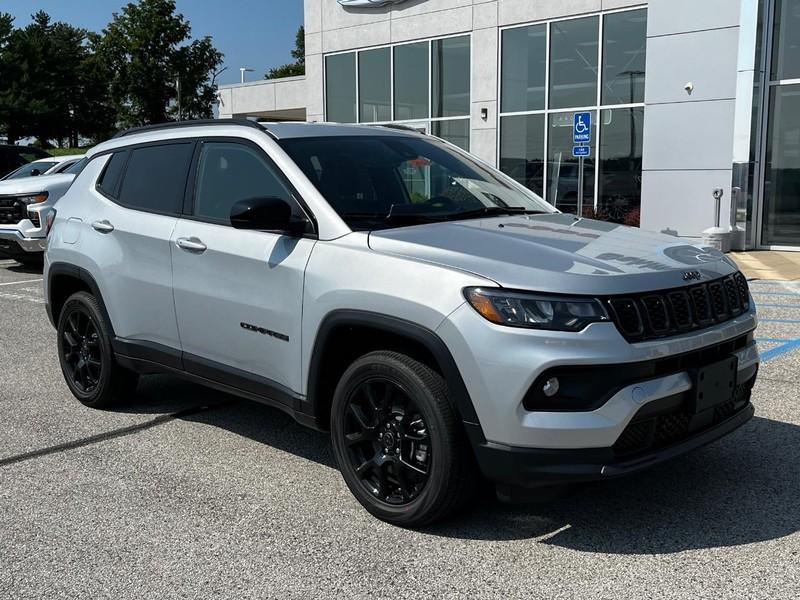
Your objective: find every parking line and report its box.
[754,303,800,308]
[0,278,43,287]
[760,318,800,324]
[760,339,800,362]
[752,291,800,298]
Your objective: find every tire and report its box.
[56,291,138,409]
[331,351,477,527]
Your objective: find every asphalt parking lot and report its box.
[1,259,799,599]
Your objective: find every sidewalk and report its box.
[730,251,800,281]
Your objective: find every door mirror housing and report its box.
[230,197,311,235]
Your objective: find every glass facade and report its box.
[394,42,429,121]
[549,17,599,110]
[758,0,800,247]
[324,35,471,151]
[499,8,647,224]
[358,48,391,123]
[325,53,357,124]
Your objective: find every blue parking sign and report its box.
[573,145,590,157]
[573,112,592,144]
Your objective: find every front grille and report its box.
[607,273,750,342]
[613,372,755,457]
[0,196,25,225]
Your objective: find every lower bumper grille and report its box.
[614,374,756,457]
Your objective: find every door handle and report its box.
[176,237,207,253]
[91,220,114,234]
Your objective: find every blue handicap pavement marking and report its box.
[573,111,592,144]
[751,279,800,362]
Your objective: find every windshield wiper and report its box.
[445,206,547,221]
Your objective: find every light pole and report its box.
[239,67,255,84]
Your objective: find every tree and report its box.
[94,0,223,127]
[266,26,304,79]
[0,11,113,145]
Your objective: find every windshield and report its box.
[63,157,88,175]
[4,160,58,180]
[279,135,554,230]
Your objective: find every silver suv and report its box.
[44,120,759,526]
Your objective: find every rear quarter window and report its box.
[96,152,128,199]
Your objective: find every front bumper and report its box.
[474,400,754,487]
[0,226,46,256]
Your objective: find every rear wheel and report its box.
[57,291,138,408]
[331,351,476,526]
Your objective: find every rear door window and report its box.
[117,143,194,214]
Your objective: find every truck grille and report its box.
[0,196,25,225]
[606,273,750,342]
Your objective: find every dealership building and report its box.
[217,0,800,251]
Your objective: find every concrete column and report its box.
[640,0,744,239]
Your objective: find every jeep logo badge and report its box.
[338,0,411,7]
[682,270,702,281]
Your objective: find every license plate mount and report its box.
[691,356,738,414]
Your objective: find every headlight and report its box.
[19,192,48,204]
[464,287,609,331]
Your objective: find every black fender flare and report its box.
[305,309,486,445]
[47,262,115,337]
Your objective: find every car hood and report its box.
[367,213,739,295]
[0,173,75,196]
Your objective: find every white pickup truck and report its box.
[0,157,85,265]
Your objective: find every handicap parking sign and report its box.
[573,112,592,144]
[572,145,590,157]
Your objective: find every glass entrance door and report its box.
[762,85,800,246]
[759,0,800,248]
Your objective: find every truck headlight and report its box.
[464,287,609,332]
[19,192,48,204]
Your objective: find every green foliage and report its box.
[266,26,304,79]
[0,0,223,144]
[94,0,223,127]
[48,147,92,156]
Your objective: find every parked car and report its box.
[0,157,85,265]
[44,120,759,527]
[2,154,85,181]
[0,144,52,179]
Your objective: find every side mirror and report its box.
[230,197,310,235]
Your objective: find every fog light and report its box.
[542,377,560,397]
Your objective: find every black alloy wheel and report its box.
[343,377,431,504]
[56,291,138,408]
[61,307,103,394]
[331,351,476,527]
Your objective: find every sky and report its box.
[2,0,305,87]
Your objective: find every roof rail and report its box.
[370,123,427,135]
[112,118,264,139]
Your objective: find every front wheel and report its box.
[331,351,476,527]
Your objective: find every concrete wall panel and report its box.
[645,28,739,105]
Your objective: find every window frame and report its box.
[182,136,318,236]
[497,6,647,214]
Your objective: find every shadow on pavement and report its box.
[6,262,43,275]
[123,375,799,553]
